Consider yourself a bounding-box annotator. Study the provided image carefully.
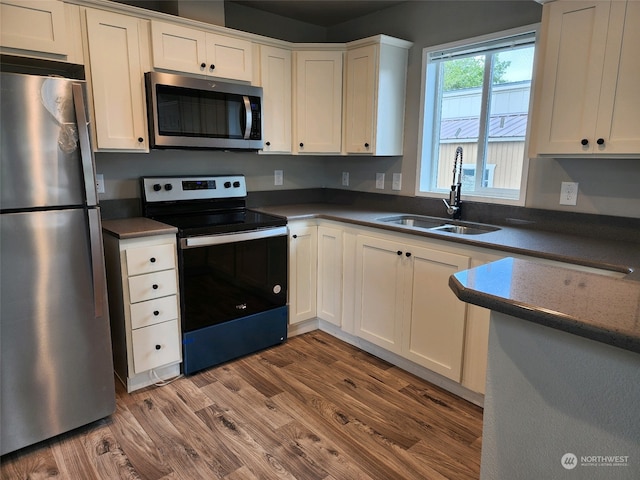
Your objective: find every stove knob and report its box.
[164,184,173,191]
[224,181,231,188]
[233,181,241,188]
[153,184,161,192]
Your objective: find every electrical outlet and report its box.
[559,182,578,205]
[342,171,349,186]
[392,173,402,191]
[375,173,385,190]
[95,173,105,194]
[274,170,283,186]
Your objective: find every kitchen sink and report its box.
[377,215,500,235]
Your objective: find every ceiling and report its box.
[227,0,407,27]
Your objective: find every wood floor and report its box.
[1,331,483,480]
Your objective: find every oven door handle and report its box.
[181,226,287,248]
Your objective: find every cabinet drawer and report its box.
[128,270,177,303]
[130,295,178,330]
[131,319,181,374]
[125,243,176,276]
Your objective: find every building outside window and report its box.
[417,25,539,204]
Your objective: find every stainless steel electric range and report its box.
[141,175,288,375]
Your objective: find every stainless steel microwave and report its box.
[145,72,263,150]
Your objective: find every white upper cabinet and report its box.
[85,8,148,152]
[0,0,68,56]
[294,50,343,154]
[257,44,292,153]
[343,36,411,155]
[532,0,640,156]
[151,20,252,82]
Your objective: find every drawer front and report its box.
[125,243,176,276]
[131,319,181,373]
[128,270,177,303]
[130,295,179,330]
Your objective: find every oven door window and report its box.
[180,235,287,332]
[156,84,246,139]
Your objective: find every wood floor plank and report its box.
[1,332,482,480]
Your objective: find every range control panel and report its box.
[142,175,247,203]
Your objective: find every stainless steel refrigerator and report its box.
[1,71,115,455]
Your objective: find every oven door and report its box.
[179,227,287,333]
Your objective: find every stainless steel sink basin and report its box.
[377,215,500,235]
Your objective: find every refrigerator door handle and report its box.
[72,83,98,207]
[87,208,106,319]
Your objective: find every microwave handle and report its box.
[242,95,252,140]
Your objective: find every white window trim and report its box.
[415,23,541,207]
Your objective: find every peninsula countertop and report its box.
[256,203,640,280]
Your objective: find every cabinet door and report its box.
[206,33,253,81]
[317,225,343,326]
[294,50,343,154]
[289,225,317,324]
[596,0,640,154]
[344,45,376,154]
[533,1,611,154]
[354,235,405,354]
[150,20,207,75]
[85,9,147,151]
[1,0,68,55]
[402,243,470,381]
[259,45,292,153]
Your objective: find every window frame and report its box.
[416,24,541,206]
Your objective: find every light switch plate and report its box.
[274,170,283,186]
[559,182,578,205]
[342,172,349,186]
[392,173,402,191]
[96,173,105,194]
[376,173,385,189]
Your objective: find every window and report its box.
[417,25,538,203]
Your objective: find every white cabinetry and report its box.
[84,8,149,151]
[103,222,182,393]
[288,223,318,324]
[150,20,252,82]
[294,50,343,154]
[257,44,292,153]
[343,36,411,155]
[532,0,640,155]
[354,233,470,380]
[0,0,68,56]
[317,224,343,327]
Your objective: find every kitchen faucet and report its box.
[443,146,463,219]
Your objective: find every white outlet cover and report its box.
[392,173,402,191]
[95,173,105,194]
[342,172,349,186]
[274,170,283,186]
[376,173,385,189]
[559,181,578,205]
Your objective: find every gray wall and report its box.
[97,0,640,219]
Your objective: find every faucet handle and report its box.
[442,198,459,216]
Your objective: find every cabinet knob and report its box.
[155,344,161,350]
[405,252,412,257]
[152,284,159,290]
[210,64,215,70]
[138,137,144,143]
[265,141,271,146]
[581,138,589,146]
[153,310,160,316]
[364,143,370,148]
[597,138,605,146]
[200,62,206,69]
[397,250,402,256]
[299,142,304,148]
[150,257,156,263]
[292,234,298,239]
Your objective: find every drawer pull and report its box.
[152,284,159,290]
[150,257,156,263]
[153,310,160,316]
[155,344,161,350]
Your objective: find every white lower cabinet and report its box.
[288,223,318,324]
[317,225,344,327]
[103,227,182,392]
[354,233,470,381]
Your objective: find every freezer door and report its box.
[0,72,98,210]
[0,208,115,455]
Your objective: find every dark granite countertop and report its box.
[257,204,639,279]
[450,257,640,354]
